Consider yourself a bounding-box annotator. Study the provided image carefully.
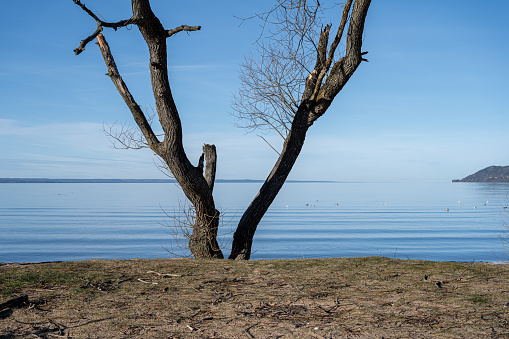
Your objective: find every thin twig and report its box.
[186,324,197,331]
[455,259,475,280]
[146,270,183,277]
[137,278,158,285]
[257,135,280,155]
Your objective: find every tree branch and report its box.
[326,0,354,68]
[102,18,138,30]
[166,25,201,37]
[303,24,331,101]
[74,24,102,55]
[73,0,100,22]
[96,33,161,151]
[308,0,353,102]
[308,0,371,123]
[72,0,136,55]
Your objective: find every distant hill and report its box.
[453,166,509,182]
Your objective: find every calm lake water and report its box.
[1,182,508,263]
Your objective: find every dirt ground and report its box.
[0,256,508,338]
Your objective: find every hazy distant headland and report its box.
[0,178,336,184]
[453,165,509,182]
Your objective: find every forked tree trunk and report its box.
[91,0,223,258]
[75,0,370,260]
[229,0,371,260]
[132,0,223,258]
[187,144,222,258]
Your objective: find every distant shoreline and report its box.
[0,178,337,184]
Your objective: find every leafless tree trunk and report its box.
[229,0,371,259]
[73,0,371,260]
[73,0,222,259]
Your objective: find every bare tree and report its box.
[73,0,222,259]
[229,0,371,259]
[72,0,371,260]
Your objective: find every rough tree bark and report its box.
[74,0,223,259]
[229,0,371,259]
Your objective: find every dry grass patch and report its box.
[0,257,508,338]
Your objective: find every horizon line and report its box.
[0,178,340,183]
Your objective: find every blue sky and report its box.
[1,0,508,182]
